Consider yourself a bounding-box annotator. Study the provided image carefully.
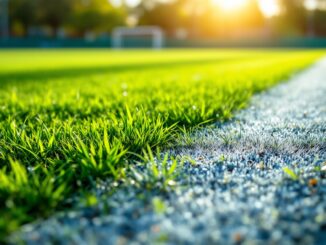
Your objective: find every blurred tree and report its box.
[138,0,188,36]
[182,0,211,37]
[275,0,307,36]
[6,0,326,38]
[314,9,326,35]
[69,0,126,36]
[9,0,38,36]
[37,0,75,36]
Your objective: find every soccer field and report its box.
[0,49,324,238]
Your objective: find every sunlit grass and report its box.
[0,49,324,239]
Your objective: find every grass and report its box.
[0,48,324,239]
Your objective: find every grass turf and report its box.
[0,49,324,239]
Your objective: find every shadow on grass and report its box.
[0,56,248,86]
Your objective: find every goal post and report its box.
[112,26,164,49]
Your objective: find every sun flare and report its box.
[259,0,280,17]
[212,0,280,17]
[212,0,247,11]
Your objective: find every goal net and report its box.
[112,26,164,49]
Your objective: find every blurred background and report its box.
[0,0,326,48]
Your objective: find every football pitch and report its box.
[0,49,324,239]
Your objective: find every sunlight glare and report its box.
[212,0,248,11]
[258,0,280,17]
[124,0,141,8]
[304,0,318,10]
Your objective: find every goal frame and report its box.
[112,26,164,49]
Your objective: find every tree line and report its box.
[8,0,326,38]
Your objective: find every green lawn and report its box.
[0,49,324,239]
